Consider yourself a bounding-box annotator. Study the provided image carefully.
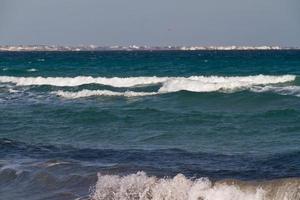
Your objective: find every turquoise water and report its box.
[0,51,300,199]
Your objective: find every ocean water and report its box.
[0,50,300,200]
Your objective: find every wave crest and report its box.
[159,75,296,93]
[0,75,295,88]
[91,172,300,200]
[0,75,298,98]
[251,85,300,97]
[54,90,158,98]
[0,76,168,87]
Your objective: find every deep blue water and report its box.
[0,50,300,199]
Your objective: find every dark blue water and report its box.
[0,51,300,200]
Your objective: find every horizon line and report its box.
[1,44,300,52]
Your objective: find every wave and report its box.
[251,85,300,97]
[91,172,300,200]
[54,87,300,99]
[158,75,296,93]
[0,76,168,87]
[0,75,295,88]
[54,90,158,98]
[0,75,298,98]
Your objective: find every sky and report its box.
[0,0,300,46]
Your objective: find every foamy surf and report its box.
[54,85,300,99]
[158,75,296,93]
[54,90,158,98]
[0,76,168,87]
[1,75,298,98]
[0,75,295,88]
[250,85,300,97]
[91,172,299,200]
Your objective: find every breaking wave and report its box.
[91,172,300,200]
[0,75,295,88]
[158,75,296,93]
[251,85,300,97]
[0,76,168,87]
[0,75,298,98]
[54,90,158,98]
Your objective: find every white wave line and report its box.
[54,89,159,99]
[0,75,295,88]
[91,171,300,200]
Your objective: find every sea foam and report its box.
[0,75,297,98]
[158,75,296,93]
[91,172,299,200]
[0,75,295,88]
[54,90,158,99]
[250,85,300,97]
[0,76,168,87]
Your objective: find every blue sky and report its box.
[1,0,300,46]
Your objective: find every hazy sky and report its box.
[1,0,300,46]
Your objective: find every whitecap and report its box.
[158,75,296,93]
[0,75,295,89]
[0,76,168,87]
[250,85,300,97]
[8,88,18,93]
[91,172,300,200]
[1,75,298,98]
[27,68,37,72]
[53,90,158,99]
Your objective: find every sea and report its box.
[0,50,300,200]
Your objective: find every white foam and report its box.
[0,76,168,87]
[158,75,296,93]
[0,75,297,98]
[8,88,18,93]
[54,90,158,99]
[27,68,37,72]
[251,85,300,97]
[0,75,295,89]
[91,172,268,200]
[56,85,300,99]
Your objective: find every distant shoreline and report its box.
[1,45,299,52]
